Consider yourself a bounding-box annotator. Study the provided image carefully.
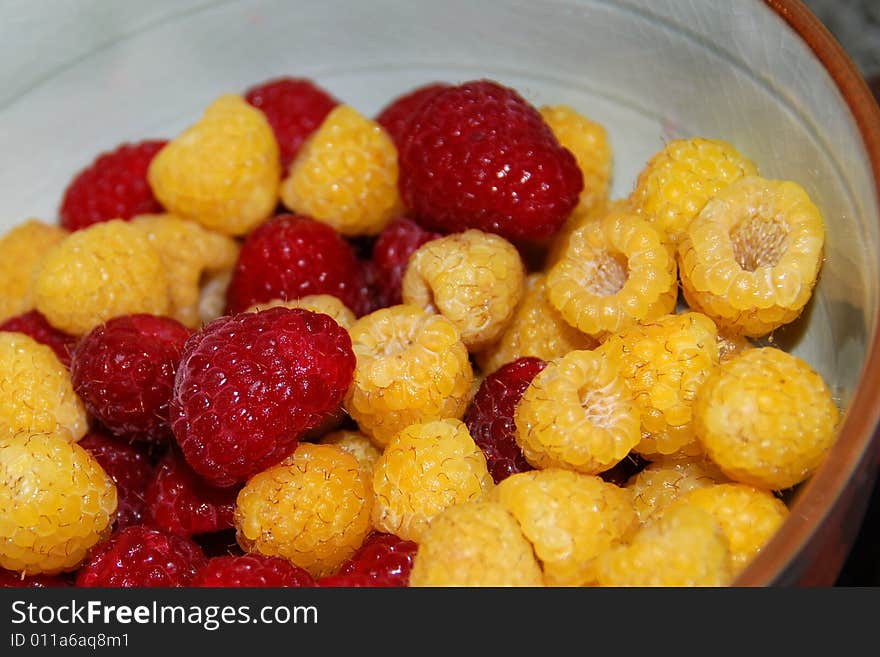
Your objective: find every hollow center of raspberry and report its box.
[579,380,617,428]
[585,251,628,296]
[729,212,788,272]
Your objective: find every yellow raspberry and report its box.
[540,105,612,216]
[245,294,356,330]
[198,269,232,326]
[402,229,526,352]
[666,483,788,575]
[0,220,68,323]
[546,208,677,339]
[476,272,596,375]
[717,331,754,363]
[371,418,493,543]
[595,504,733,587]
[280,105,403,237]
[626,453,729,524]
[514,348,640,475]
[596,312,720,457]
[344,305,474,447]
[148,94,281,236]
[0,332,88,441]
[490,469,637,586]
[0,429,117,575]
[131,213,239,328]
[677,176,826,337]
[319,429,382,478]
[693,347,839,490]
[409,500,544,587]
[545,198,630,269]
[32,219,171,336]
[234,443,372,579]
[629,137,758,245]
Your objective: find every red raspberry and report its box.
[225,214,372,316]
[0,310,77,367]
[71,314,190,443]
[244,76,339,170]
[464,356,547,483]
[376,82,450,149]
[317,532,418,587]
[0,570,70,587]
[59,140,167,231]
[170,307,356,488]
[79,429,154,529]
[145,447,238,538]
[75,525,206,587]
[397,79,583,243]
[370,217,442,308]
[191,555,316,587]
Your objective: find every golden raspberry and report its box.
[198,270,233,326]
[540,105,612,216]
[677,176,826,337]
[546,207,677,339]
[595,504,733,587]
[32,219,171,336]
[148,94,281,236]
[545,198,630,269]
[514,348,640,474]
[0,220,68,323]
[319,429,382,478]
[0,332,88,441]
[371,418,493,542]
[693,347,839,490]
[131,213,239,328]
[234,443,372,579]
[246,294,356,330]
[409,500,543,587]
[476,273,596,376]
[344,305,474,447]
[629,137,758,245]
[626,453,729,524]
[596,312,720,457]
[280,105,403,237]
[402,229,526,352]
[0,429,117,575]
[490,468,637,586]
[666,483,788,575]
[717,331,754,363]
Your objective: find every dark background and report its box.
[802,0,880,587]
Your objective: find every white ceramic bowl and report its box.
[1,0,878,585]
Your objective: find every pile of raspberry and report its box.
[0,75,840,588]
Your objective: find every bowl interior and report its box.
[1,0,878,583]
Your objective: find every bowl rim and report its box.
[736,0,880,586]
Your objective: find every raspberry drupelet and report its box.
[59,139,167,231]
[191,554,316,588]
[234,443,373,579]
[225,213,372,317]
[375,82,450,149]
[402,229,526,351]
[0,429,117,575]
[318,532,418,587]
[171,307,356,488]
[370,216,442,309]
[71,314,190,444]
[464,356,546,484]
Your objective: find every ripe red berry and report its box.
[59,140,167,231]
[75,525,206,587]
[225,214,372,316]
[170,307,356,488]
[71,314,190,443]
[79,430,154,529]
[376,82,450,149]
[191,554,316,587]
[244,76,339,170]
[145,447,238,538]
[397,79,583,243]
[464,356,547,483]
[0,570,70,587]
[0,310,77,367]
[370,217,442,308]
[317,532,418,587]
